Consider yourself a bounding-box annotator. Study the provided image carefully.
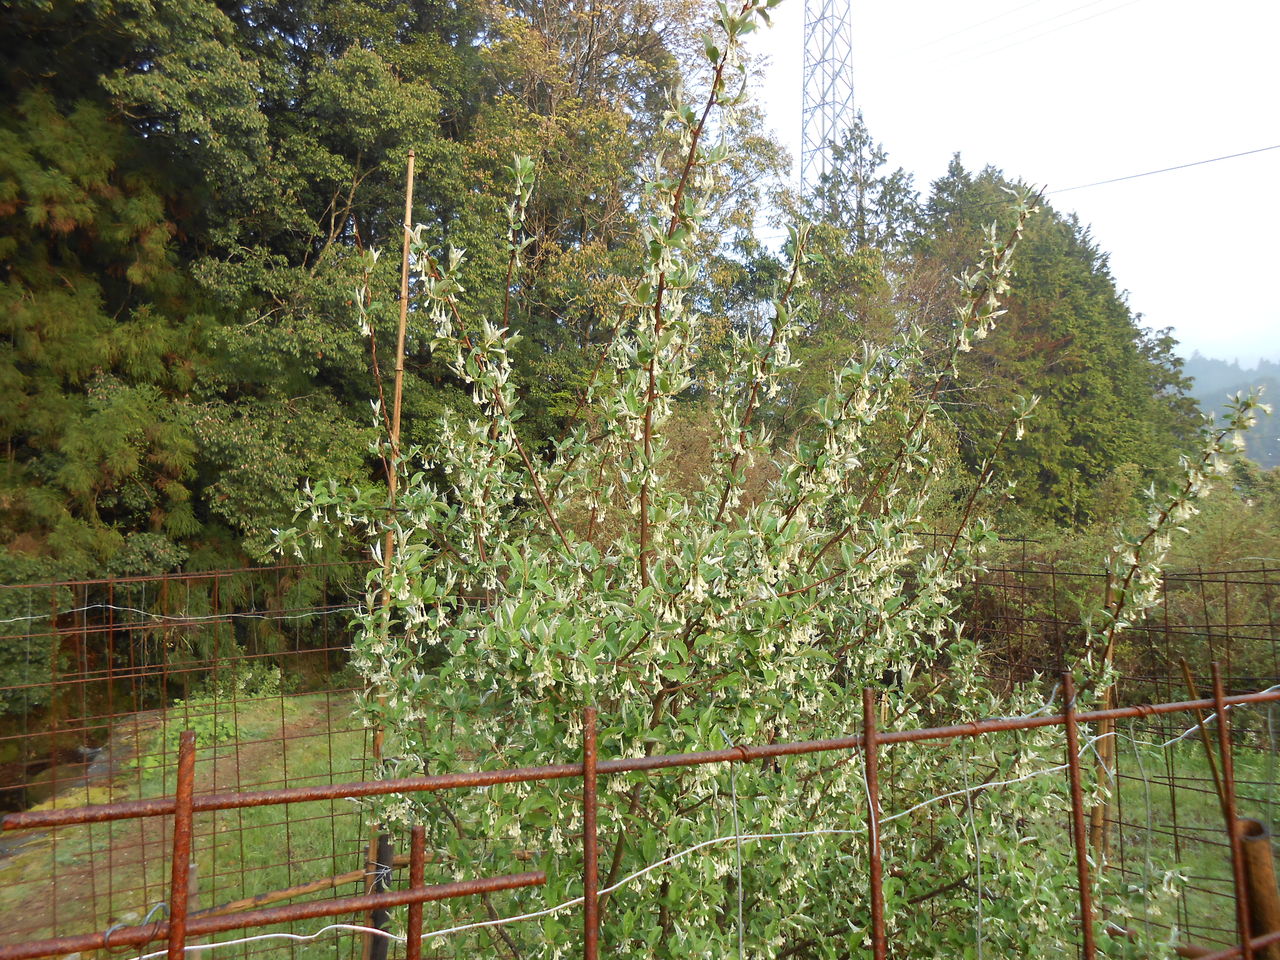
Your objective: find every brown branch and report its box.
[941,412,1020,567]
[639,17,745,585]
[430,281,572,552]
[441,805,523,959]
[599,687,672,914]
[1096,420,1236,668]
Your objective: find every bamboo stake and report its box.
[1087,687,1115,862]
[363,146,416,960]
[1089,571,1115,864]
[1065,674,1097,960]
[1181,657,1227,818]
[194,856,410,919]
[194,848,536,922]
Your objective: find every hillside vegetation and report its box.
[1,0,1223,582]
[4,2,1279,956]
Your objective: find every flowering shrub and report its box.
[276,1,1265,953]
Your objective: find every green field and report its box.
[1111,722,1279,952]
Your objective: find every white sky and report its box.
[744,0,1280,367]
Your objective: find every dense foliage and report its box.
[777,123,1207,529]
[2,0,1230,585]
[1,0,711,577]
[4,0,1275,954]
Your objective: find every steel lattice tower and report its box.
[801,0,855,189]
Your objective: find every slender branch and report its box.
[639,25,742,585]
[712,249,806,524]
[546,313,627,505]
[426,282,574,553]
[1094,421,1241,668]
[440,805,523,958]
[941,413,1021,567]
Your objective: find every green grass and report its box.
[1110,726,1279,952]
[0,690,371,958]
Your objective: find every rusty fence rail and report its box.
[0,678,1278,960]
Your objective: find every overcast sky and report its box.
[743,0,1280,367]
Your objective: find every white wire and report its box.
[991,681,1061,721]
[133,923,393,960]
[1130,731,1155,938]
[0,602,354,626]
[884,759,1070,825]
[131,759,1082,958]
[124,685,1280,959]
[1156,683,1280,747]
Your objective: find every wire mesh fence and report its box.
[0,561,1275,959]
[966,561,1280,702]
[0,563,372,952]
[967,560,1280,953]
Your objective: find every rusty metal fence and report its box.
[969,561,1280,954]
[0,561,1276,959]
[0,563,372,951]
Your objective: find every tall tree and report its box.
[2,0,709,574]
[808,110,919,250]
[764,113,920,435]
[919,159,1202,526]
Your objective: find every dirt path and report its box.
[0,693,364,945]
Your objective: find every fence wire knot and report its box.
[374,862,394,889]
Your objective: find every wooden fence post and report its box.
[1238,819,1280,960]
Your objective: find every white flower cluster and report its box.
[268,7,1257,955]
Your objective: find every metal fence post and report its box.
[583,705,600,960]
[862,688,886,960]
[1215,663,1255,960]
[1239,819,1280,960]
[168,730,197,960]
[1062,674,1096,960]
[406,825,426,960]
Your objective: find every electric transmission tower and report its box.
[801,0,855,189]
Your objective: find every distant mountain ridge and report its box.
[1183,353,1279,468]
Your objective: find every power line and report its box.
[752,142,1280,244]
[911,0,1057,52]
[943,0,1148,63]
[1050,143,1280,194]
[940,0,1136,60]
